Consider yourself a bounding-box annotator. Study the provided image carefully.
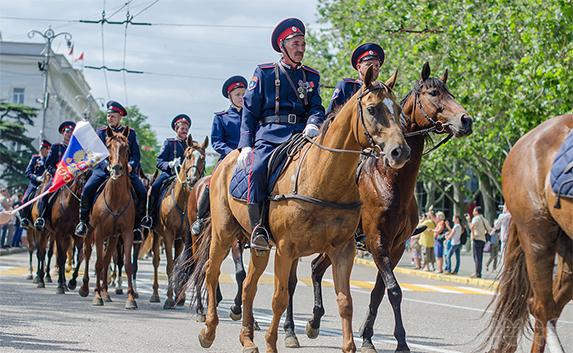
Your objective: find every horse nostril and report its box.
[461,114,473,130]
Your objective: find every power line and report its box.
[122,10,131,105]
[100,2,111,99]
[107,0,136,19]
[83,65,223,81]
[131,0,160,18]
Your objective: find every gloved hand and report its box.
[35,176,43,183]
[303,123,320,138]
[237,147,252,170]
[168,157,181,169]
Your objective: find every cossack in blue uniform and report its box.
[20,139,51,227]
[211,108,241,160]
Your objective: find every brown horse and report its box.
[483,114,573,353]
[284,63,473,352]
[78,126,138,309]
[186,66,410,353]
[149,136,207,309]
[29,179,56,288]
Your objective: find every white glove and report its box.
[303,124,320,138]
[36,176,43,183]
[237,147,252,170]
[168,157,181,169]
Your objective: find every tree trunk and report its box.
[478,174,497,223]
[423,180,436,212]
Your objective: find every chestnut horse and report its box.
[184,67,410,353]
[78,126,138,309]
[482,114,573,353]
[283,63,474,352]
[149,136,207,309]
[29,180,56,288]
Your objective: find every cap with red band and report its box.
[106,100,127,117]
[351,43,385,70]
[171,114,191,131]
[271,18,306,52]
[58,121,76,134]
[222,75,248,98]
[40,139,51,148]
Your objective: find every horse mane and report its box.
[400,77,454,108]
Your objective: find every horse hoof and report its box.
[78,287,89,297]
[253,320,260,331]
[176,298,185,306]
[92,297,104,306]
[45,275,52,283]
[395,348,411,353]
[229,308,241,321]
[284,335,300,348]
[133,291,139,299]
[26,274,33,280]
[198,331,213,348]
[163,299,175,310]
[125,300,138,310]
[56,287,65,294]
[37,282,45,289]
[194,314,206,323]
[361,341,377,353]
[103,294,112,303]
[33,276,39,284]
[115,288,124,295]
[68,280,77,290]
[149,294,160,303]
[306,321,319,339]
[243,347,259,353]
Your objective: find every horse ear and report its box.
[123,125,130,137]
[187,134,193,147]
[106,126,114,138]
[364,65,375,89]
[440,68,449,85]
[202,136,209,149]
[421,62,431,81]
[385,69,398,90]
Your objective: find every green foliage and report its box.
[0,103,38,189]
[96,106,159,174]
[308,0,573,211]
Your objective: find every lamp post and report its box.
[28,27,72,140]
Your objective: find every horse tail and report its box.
[173,218,212,303]
[479,220,532,352]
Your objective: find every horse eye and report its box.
[367,106,376,115]
[429,90,438,96]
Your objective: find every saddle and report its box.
[229,133,308,202]
[550,129,573,208]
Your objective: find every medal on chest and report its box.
[297,80,314,99]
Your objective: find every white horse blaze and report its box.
[383,98,395,115]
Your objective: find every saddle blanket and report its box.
[550,129,573,199]
[229,160,286,202]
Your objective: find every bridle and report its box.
[174,147,205,188]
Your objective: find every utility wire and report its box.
[107,0,136,19]
[122,10,131,105]
[131,0,160,19]
[99,2,111,99]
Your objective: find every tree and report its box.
[0,103,38,189]
[95,106,159,174]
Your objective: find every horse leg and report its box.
[66,240,73,273]
[163,237,176,310]
[264,255,294,353]
[307,253,332,338]
[69,238,83,290]
[79,235,92,297]
[238,247,270,352]
[230,240,246,320]
[150,231,161,303]
[283,260,300,348]
[115,241,124,295]
[359,272,386,353]
[45,235,54,283]
[27,246,34,280]
[35,234,46,288]
[123,232,137,310]
[101,237,117,303]
[327,239,357,353]
[174,237,185,305]
[132,242,140,297]
[93,236,104,306]
[55,235,69,294]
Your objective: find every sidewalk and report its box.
[0,247,27,256]
[356,246,501,289]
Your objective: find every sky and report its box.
[0,0,321,146]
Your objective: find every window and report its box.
[12,88,25,104]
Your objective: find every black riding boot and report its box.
[191,186,210,236]
[354,223,367,252]
[74,198,91,237]
[133,202,146,244]
[248,202,270,251]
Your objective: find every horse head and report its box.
[106,126,130,181]
[356,65,411,169]
[180,135,208,187]
[401,62,473,137]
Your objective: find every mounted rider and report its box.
[191,75,247,236]
[34,121,75,231]
[237,17,325,250]
[144,114,192,229]
[20,139,51,227]
[74,101,149,243]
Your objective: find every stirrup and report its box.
[133,229,143,244]
[250,225,271,251]
[191,218,204,236]
[21,218,30,227]
[141,216,152,230]
[34,218,45,231]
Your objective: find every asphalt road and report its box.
[1,249,571,353]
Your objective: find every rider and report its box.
[237,18,325,250]
[145,114,191,229]
[191,75,247,236]
[34,121,75,231]
[74,101,149,243]
[20,139,51,227]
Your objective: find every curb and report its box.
[354,257,498,289]
[0,247,27,257]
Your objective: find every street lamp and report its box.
[28,27,72,140]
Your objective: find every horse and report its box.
[29,178,56,288]
[78,126,138,309]
[482,114,573,353]
[180,66,411,353]
[149,136,207,309]
[283,62,474,352]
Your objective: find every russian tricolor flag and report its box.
[48,121,109,193]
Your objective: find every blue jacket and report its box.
[156,138,187,175]
[96,126,141,172]
[25,154,46,186]
[239,61,325,147]
[45,143,68,175]
[211,106,241,159]
[326,78,362,115]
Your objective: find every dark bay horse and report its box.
[29,179,56,288]
[483,114,572,353]
[181,67,410,353]
[149,136,207,309]
[78,126,138,309]
[284,63,473,352]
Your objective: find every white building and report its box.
[0,40,100,146]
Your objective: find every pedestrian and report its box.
[494,204,511,265]
[466,206,492,278]
[486,227,500,272]
[432,211,450,273]
[418,212,436,271]
[444,215,463,274]
[410,228,422,270]
[11,191,24,247]
[0,187,14,248]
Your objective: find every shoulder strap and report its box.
[278,63,308,106]
[274,63,280,116]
